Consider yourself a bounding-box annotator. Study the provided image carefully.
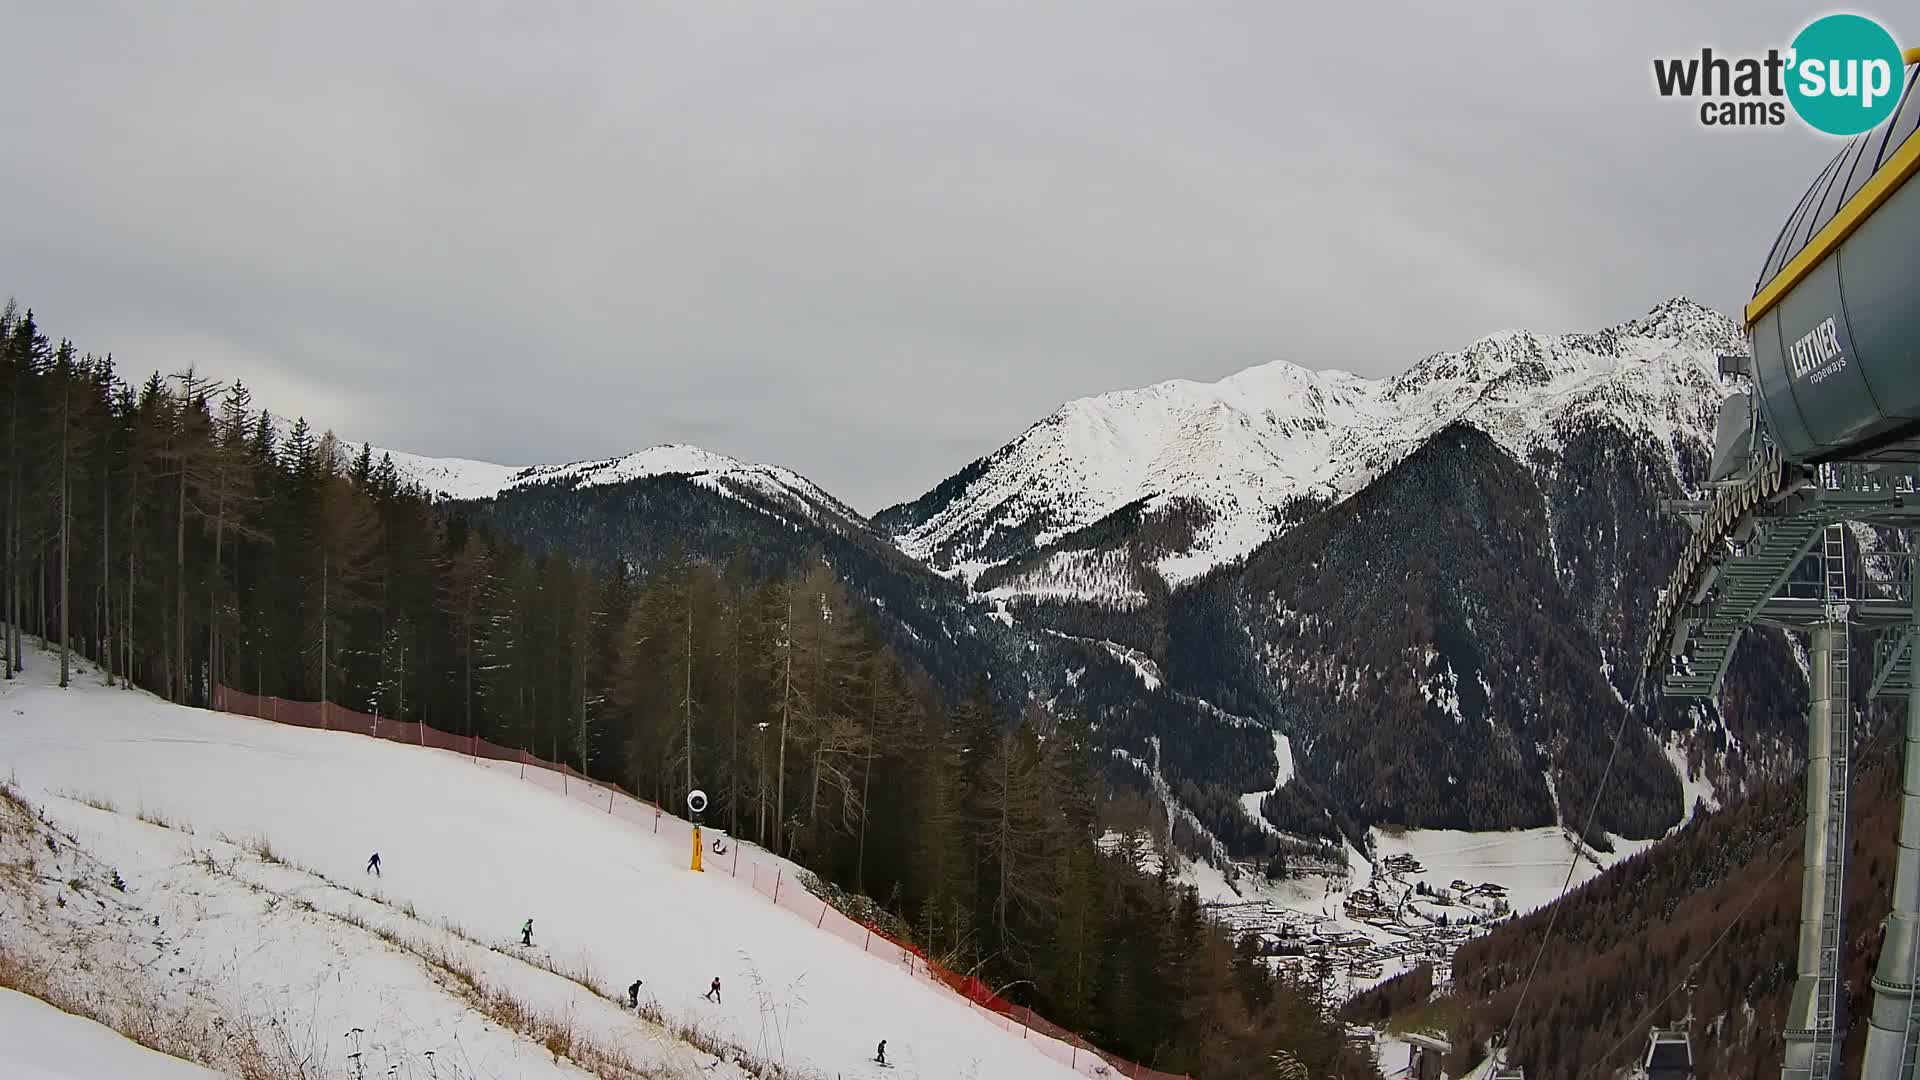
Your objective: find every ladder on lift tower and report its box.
[1811,520,1852,1080]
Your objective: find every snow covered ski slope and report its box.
[0,647,1096,1080]
[0,987,221,1080]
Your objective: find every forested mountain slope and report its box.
[1415,705,1907,1079]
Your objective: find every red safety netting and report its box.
[212,686,1191,1080]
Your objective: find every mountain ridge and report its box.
[874,297,1741,601]
[359,295,1738,597]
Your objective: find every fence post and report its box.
[773,868,782,903]
[731,843,740,877]
[816,903,827,929]
[608,787,615,813]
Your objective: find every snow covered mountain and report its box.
[379,443,867,533]
[878,297,1743,601]
[340,296,1791,856]
[377,440,1031,721]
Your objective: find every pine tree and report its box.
[855,646,915,893]
[444,535,494,742]
[52,341,83,686]
[309,435,382,724]
[202,381,265,698]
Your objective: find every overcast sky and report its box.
[0,2,1895,511]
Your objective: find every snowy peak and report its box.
[510,443,755,489]
[296,428,867,537]
[1619,295,1746,353]
[882,297,1741,599]
[499,444,861,520]
[369,448,528,502]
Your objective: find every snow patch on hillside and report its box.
[1663,737,1721,828]
[1238,731,1295,833]
[374,448,532,502]
[1100,641,1164,691]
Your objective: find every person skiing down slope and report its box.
[628,979,642,1009]
[365,852,380,876]
[703,977,721,1003]
[875,1039,887,1065]
[521,918,533,946]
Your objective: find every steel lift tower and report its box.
[1641,51,1920,1080]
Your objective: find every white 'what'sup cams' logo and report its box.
[1654,13,1907,134]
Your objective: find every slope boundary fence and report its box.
[211,685,1190,1080]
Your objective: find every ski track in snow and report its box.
[0,646,1091,1080]
[1237,731,1294,836]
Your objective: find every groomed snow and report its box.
[0,989,220,1080]
[0,648,1092,1080]
[1238,731,1294,835]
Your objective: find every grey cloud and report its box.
[0,1,1884,510]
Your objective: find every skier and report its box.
[366,852,381,876]
[628,979,642,1009]
[875,1039,888,1065]
[703,977,721,1003]
[521,918,534,946]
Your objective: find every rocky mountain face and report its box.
[384,297,1810,858]
[1163,419,1804,844]
[876,297,1749,604]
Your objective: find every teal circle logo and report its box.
[1786,14,1905,135]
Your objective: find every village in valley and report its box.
[1202,848,1511,997]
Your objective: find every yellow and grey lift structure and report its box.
[1638,48,1920,1080]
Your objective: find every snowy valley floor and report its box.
[0,645,1091,1080]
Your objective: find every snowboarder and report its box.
[703,977,721,1003]
[366,852,381,876]
[628,979,642,1008]
[875,1039,888,1065]
[521,918,534,946]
